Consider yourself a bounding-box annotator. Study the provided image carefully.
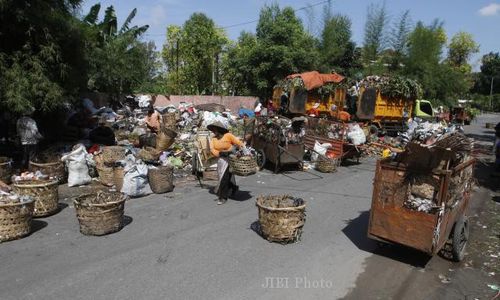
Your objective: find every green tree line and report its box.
[1,1,499,113]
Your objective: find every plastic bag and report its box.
[61,144,92,187]
[311,141,332,161]
[347,124,366,145]
[121,155,152,197]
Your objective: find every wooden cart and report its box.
[249,117,305,173]
[367,157,475,261]
[303,117,361,162]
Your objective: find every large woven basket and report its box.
[137,146,161,162]
[113,166,124,191]
[156,128,177,151]
[101,146,127,164]
[96,165,114,186]
[139,133,157,148]
[0,198,35,242]
[29,159,66,183]
[162,112,177,129]
[0,157,12,184]
[229,155,258,176]
[256,195,306,243]
[148,166,174,194]
[315,156,339,173]
[12,179,59,217]
[74,191,128,236]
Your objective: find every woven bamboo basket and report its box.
[113,166,124,191]
[139,133,157,148]
[29,159,66,183]
[156,128,177,151]
[74,191,128,236]
[0,198,35,242]
[256,195,306,243]
[148,166,174,194]
[101,146,127,164]
[12,179,59,217]
[315,156,339,173]
[229,155,258,176]
[137,146,161,162]
[0,157,13,184]
[96,165,114,186]
[162,112,178,129]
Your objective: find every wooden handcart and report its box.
[367,157,475,261]
[248,117,305,173]
[191,131,218,181]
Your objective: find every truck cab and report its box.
[414,100,435,119]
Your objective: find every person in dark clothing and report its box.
[89,117,116,146]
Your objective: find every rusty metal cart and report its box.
[303,117,361,163]
[367,157,475,261]
[249,117,305,173]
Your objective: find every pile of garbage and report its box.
[0,191,32,205]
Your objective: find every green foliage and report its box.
[360,75,422,99]
[473,52,500,96]
[388,10,412,71]
[319,14,358,75]
[363,3,389,62]
[83,5,152,98]
[0,0,87,113]
[447,32,479,68]
[161,14,228,95]
[222,4,319,98]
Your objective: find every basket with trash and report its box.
[256,194,306,243]
[0,193,35,242]
[156,127,177,151]
[29,151,66,183]
[148,165,174,194]
[73,191,128,236]
[228,147,259,177]
[12,177,59,217]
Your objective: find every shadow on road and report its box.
[30,220,48,236]
[231,190,252,201]
[467,133,495,143]
[474,161,499,192]
[342,211,432,268]
[123,215,133,227]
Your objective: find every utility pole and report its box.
[490,76,495,111]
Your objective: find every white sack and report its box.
[121,155,152,197]
[61,144,92,187]
[347,124,366,145]
[312,141,332,161]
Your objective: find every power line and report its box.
[143,0,331,36]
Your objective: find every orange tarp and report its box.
[286,71,345,91]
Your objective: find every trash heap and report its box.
[390,126,474,213]
[254,117,305,145]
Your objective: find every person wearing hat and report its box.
[208,121,244,205]
[16,108,43,170]
[145,106,162,133]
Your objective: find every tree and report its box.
[473,52,500,96]
[319,14,358,75]
[362,3,389,63]
[247,4,319,98]
[0,0,87,113]
[388,10,412,71]
[83,5,152,99]
[447,32,479,72]
[161,13,228,95]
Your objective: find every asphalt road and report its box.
[0,114,498,300]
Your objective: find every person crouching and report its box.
[207,121,244,205]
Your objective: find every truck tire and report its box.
[451,216,469,262]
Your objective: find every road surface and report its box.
[0,114,498,300]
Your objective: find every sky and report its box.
[79,0,500,70]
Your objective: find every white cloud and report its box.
[478,3,500,16]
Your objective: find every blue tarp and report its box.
[238,108,255,118]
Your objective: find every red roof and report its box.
[286,71,345,91]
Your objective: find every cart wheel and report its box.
[369,125,379,136]
[451,216,469,262]
[191,152,197,175]
[255,149,266,169]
